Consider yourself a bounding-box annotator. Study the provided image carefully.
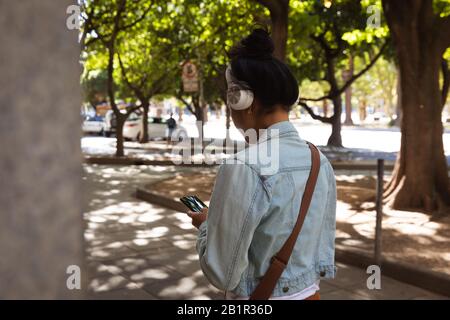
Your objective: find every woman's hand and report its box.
[187,208,208,229]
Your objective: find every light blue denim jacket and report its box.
[196,120,337,298]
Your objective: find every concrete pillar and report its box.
[0,1,84,298]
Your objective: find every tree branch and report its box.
[85,0,152,49]
[117,53,146,102]
[125,104,142,117]
[177,95,196,115]
[300,41,388,102]
[79,9,92,52]
[104,0,127,114]
[81,4,112,49]
[310,32,335,57]
[298,101,333,124]
[121,3,153,30]
[254,0,280,13]
[336,41,387,94]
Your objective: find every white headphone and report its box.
[225,66,254,110]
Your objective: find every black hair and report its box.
[227,28,299,112]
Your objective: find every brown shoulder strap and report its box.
[249,142,321,300]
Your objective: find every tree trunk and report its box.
[385,52,450,211]
[106,41,125,157]
[178,106,183,122]
[270,3,288,61]
[216,103,221,119]
[394,65,402,127]
[256,0,289,61]
[203,105,208,123]
[326,53,343,147]
[359,99,367,122]
[115,115,125,157]
[191,95,204,140]
[343,55,354,125]
[214,70,230,140]
[383,0,450,212]
[225,102,231,141]
[328,95,343,147]
[323,99,328,117]
[140,102,149,143]
[196,111,204,141]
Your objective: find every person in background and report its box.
[166,112,177,147]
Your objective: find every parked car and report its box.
[82,115,105,135]
[123,114,188,141]
[366,112,390,123]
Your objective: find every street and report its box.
[82,116,450,162]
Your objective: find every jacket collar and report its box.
[257,120,299,144]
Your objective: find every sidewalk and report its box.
[84,164,446,300]
[82,137,400,164]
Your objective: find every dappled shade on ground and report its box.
[84,164,222,299]
[145,170,450,276]
[83,164,447,299]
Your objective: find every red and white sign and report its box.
[182,61,199,92]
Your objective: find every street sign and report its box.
[182,61,198,93]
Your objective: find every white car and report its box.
[82,115,105,135]
[123,114,188,141]
[365,112,391,124]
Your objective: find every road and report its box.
[82,115,450,162]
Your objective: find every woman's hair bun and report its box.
[228,28,274,60]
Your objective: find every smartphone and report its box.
[180,195,208,212]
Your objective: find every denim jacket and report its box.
[196,120,337,298]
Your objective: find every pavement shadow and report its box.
[83,164,221,299]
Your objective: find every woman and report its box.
[187,28,337,300]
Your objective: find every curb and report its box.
[136,187,187,212]
[136,186,450,298]
[85,156,216,167]
[85,156,395,170]
[335,245,450,297]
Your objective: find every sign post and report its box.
[375,159,384,266]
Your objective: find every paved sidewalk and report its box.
[84,164,447,300]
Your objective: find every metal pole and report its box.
[196,49,205,141]
[374,159,384,266]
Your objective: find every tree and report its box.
[116,4,181,143]
[167,0,265,139]
[369,56,398,119]
[289,0,387,147]
[382,0,450,212]
[352,56,398,121]
[81,0,152,156]
[82,0,266,146]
